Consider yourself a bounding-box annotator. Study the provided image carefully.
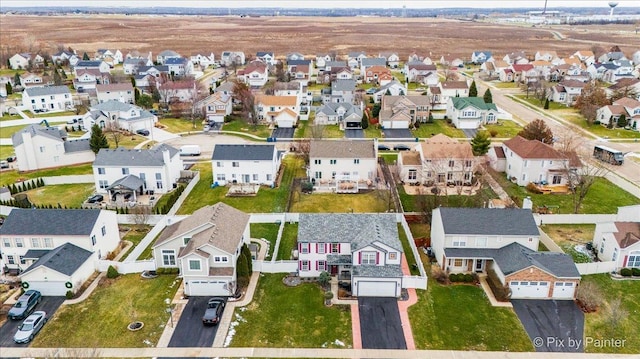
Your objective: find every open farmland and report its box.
[1,15,639,60]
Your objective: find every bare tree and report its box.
[232,79,258,127]
[105,121,122,147]
[131,205,151,230]
[559,140,610,214]
[605,298,628,330]
[575,280,603,312]
[575,81,610,124]
[442,69,457,82]
[310,124,326,139]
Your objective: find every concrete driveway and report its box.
[0,296,65,348]
[511,299,584,353]
[358,297,406,349]
[345,129,364,138]
[462,129,478,138]
[382,129,413,139]
[167,297,223,347]
[151,127,180,142]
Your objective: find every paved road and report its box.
[512,299,584,353]
[167,297,221,348]
[0,296,65,348]
[358,297,406,349]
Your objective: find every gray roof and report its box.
[445,242,580,278]
[158,50,180,57]
[377,79,404,93]
[287,59,311,66]
[310,140,376,159]
[211,144,276,161]
[437,208,538,236]
[331,79,356,92]
[12,125,66,147]
[23,249,50,259]
[0,209,101,236]
[63,138,92,153]
[353,264,403,278]
[22,243,93,277]
[92,100,137,112]
[138,65,169,73]
[361,58,387,67]
[93,143,179,167]
[214,81,235,93]
[75,60,103,68]
[124,57,147,65]
[164,57,188,65]
[326,254,352,265]
[315,103,363,118]
[24,86,70,97]
[324,61,347,68]
[107,174,144,191]
[298,214,402,252]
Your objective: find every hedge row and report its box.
[620,267,640,277]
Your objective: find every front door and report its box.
[330,265,338,276]
[242,174,250,183]
[475,259,484,272]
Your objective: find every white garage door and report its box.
[457,119,480,129]
[552,282,576,299]
[278,120,294,128]
[28,281,67,296]
[381,121,392,129]
[509,281,549,299]
[355,281,398,297]
[391,121,409,129]
[185,280,228,296]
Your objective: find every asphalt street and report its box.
[358,297,406,349]
[0,296,65,348]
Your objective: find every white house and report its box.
[323,79,357,105]
[123,57,153,75]
[500,136,574,186]
[440,81,469,104]
[211,144,281,186]
[220,51,246,66]
[256,95,299,128]
[158,80,197,104]
[0,208,120,295]
[256,51,276,66]
[379,95,431,129]
[378,52,400,68]
[297,213,404,298]
[549,80,586,106]
[596,97,640,129]
[164,57,193,77]
[19,73,44,88]
[22,86,72,112]
[96,83,135,104]
[446,97,498,129]
[592,205,640,270]
[52,50,78,66]
[471,51,493,64]
[152,203,251,297]
[73,69,110,92]
[92,144,183,200]
[190,52,215,68]
[372,80,406,103]
[308,140,377,193]
[238,61,269,87]
[315,53,334,68]
[9,53,43,70]
[404,62,438,86]
[74,60,110,75]
[86,100,157,133]
[431,207,581,300]
[314,102,363,129]
[197,92,232,123]
[94,49,123,66]
[12,125,95,172]
[156,50,181,65]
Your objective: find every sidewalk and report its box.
[481,165,516,207]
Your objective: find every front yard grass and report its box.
[0,124,27,138]
[227,273,352,348]
[33,274,181,348]
[251,223,280,259]
[411,120,465,138]
[289,190,392,213]
[0,145,14,160]
[409,264,532,351]
[25,110,80,118]
[558,109,640,139]
[0,113,22,121]
[223,119,271,138]
[158,117,199,133]
[0,163,93,187]
[492,81,520,89]
[581,274,640,354]
[483,120,522,138]
[24,183,94,208]
[277,223,298,261]
[492,172,640,214]
[363,124,381,138]
[109,133,149,149]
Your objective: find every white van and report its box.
[180,145,201,156]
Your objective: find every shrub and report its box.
[463,273,474,283]
[432,266,448,284]
[324,291,334,300]
[632,268,640,277]
[489,129,498,137]
[526,182,542,194]
[105,251,116,260]
[156,268,165,275]
[106,265,119,279]
[575,281,603,313]
[620,268,633,277]
[318,271,331,288]
[486,268,511,302]
[65,290,74,299]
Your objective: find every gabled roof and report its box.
[406,61,437,71]
[63,138,92,153]
[256,51,274,57]
[158,50,180,57]
[24,85,70,97]
[21,243,93,277]
[310,140,375,159]
[211,144,276,161]
[316,102,363,118]
[441,81,469,90]
[96,83,134,93]
[331,79,356,92]
[437,207,539,236]
[287,59,311,66]
[609,78,640,91]
[421,134,473,159]
[107,174,144,191]
[473,51,492,58]
[93,144,179,167]
[613,222,640,249]
[559,80,587,88]
[493,145,506,159]
[92,99,137,112]
[164,57,188,65]
[503,136,564,160]
[450,97,498,111]
[512,64,534,72]
[0,209,102,236]
[324,60,347,68]
[75,60,104,68]
[12,125,66,147]
[257,95,297,107]
[243,61,268,74]
[361,58,386,67]
[613,97,640,108]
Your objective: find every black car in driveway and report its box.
[87,194,104,203]
[136,129,150,136]
[393,144,411,151]
[202,297,225,325]
[377,144,391,151]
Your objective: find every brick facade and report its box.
[506,266,580,298]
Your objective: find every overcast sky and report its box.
[1,0,638,9]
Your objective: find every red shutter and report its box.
[316,261,319,270]
[315,243,318,253]
[298,243,301,252]
[623,255,628,267]
[299,260,302,270]
[358,252,362,264]
[325,243,328,253]
[376,252,380,265]
[338,243,341,253]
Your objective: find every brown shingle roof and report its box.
[421,134,473,159]
[613,222,640,249]
[493,146,505,159]
[310,140,376,159]
[257,95,298,106]
[96,83,133,92]
[441,81,468,90]
[401,151,421,166]
[609,78,640,91]
[613,97,640,108]
[503,136,564,160]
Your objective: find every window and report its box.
[331,243,340,253]
[448,160,455,167]
[216,174,226,181]
[330,159,337,165]
[389,252,398,260]
[452,238,467,247]
[317,243,325,254]
[7,255,15,265]
[39,146,45,153]
[266,174,272,181]
[628,252,640,268]
[354,159,360,164]
[408,169,417,180]
[524,160,528,168]
[216,161,223,167]
[317,260,326,271]
[162,250,176,266]
[188,259,201,271]
[122,168,129,175]
[314,171,322,179]
[300,260,310,271]
[15,238,23,247]
[99,180,109,189]
[91,235,96,246]
[253,174,259,181]
[361,252,376,265]
[314,159,321,165]
[183,237,191,245]
[447,173,454,181]
[44,238,53,248]
[3,238,11,247]
[464,160,472,168]
[332,171,336,179]
[101,226,106,236]
[300,243,309,254]
[454,258,463,267]
[98,167,105,175]
[232,162,239,167]
[31,238,40,248]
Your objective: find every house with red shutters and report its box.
[593,205,640,271]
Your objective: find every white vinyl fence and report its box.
[538,229,564,253]
[43,175,94,185]
[96,259,155,274]
[253,260,298,273]
[576,261,617,275]
[535,214,617,225]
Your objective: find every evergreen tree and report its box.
[13,73,20,86]
[89,124,109,154]
[469,80,478,97]
[544,98,550,109]
[53,69,62,85]
[241,243,252,273]
[134,87,140,102]
[483,89,493,104]
[471,131,491,155]
[5,82,12,95]
[82,52,90,61]
[372,103,382,118]
[361,115,369,130]
[617,114,627,128]
[130,76,136,88]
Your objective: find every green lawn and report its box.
[25,110,80,118]
[558,109,640,139]
[109,133,150,149]
[0,145,14,160]
[409,265,532,351]
[483,120,522,138]
[492,82,520,89]
[277,223,298,261]
[289,190,392,213]
[492,172,640,214]
[513,94,567,110]
[33,274,181,348]
[24,183,94,208]
[0,113,22,121]
[0,124,27,138]
[582,274,640,354]
[397,223,419,275]
[251,223,280,259]
[228,274,352,348]
[411,120,465,138]
[158,117,199,133]
[223,119,271,138]
[363,124,381,138]
[398,184,498,212]
[379,152,399,164]
[119,225,153,261]
[294,119,309,138]
[0,163,93,187]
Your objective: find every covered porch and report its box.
[327,254,352,280]
[106,174,144,205]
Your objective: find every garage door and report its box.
[457,120,480,129]
[185,280,228,296]
[355,281,398,297]
[391,121,409,129]
[509,281,549,299]
[278,120,294,128]
[552,282,576,299]
[381,121,392,129]
[28,281,67,296]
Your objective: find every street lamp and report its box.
[164,298,174,328]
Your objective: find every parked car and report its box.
[149,109,158,115]
[0,160,8,169]
[8,290,42,320]
[14,311,47,344]
[136,129,150,136]
[203,125,211,132]
[87,194,104,203]
[366,88,378,95]
[202,297,226,325]
[377,144,391,151]
[393,144,411,151]
[7,155,17,162]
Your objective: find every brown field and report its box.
[1,14,639,60]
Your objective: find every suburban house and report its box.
[549,80,586,106]
[372,80,406,103]
[407,52,433,65]
[495,136,575,187]
[446,97,498,129]
[605,78,640,101]
[439,54,464,67]
[308,140,377,193]
[164,57,193,77]
[19,73,44,88]
[211,144,282,186]
[152,203,250,297]
[573,50,595,66]
[592,205,640,270]
[123,57,153,75]
[297,213,404,297]
[378,52,400,68]
[360,57,387,73]
[0,208,119,295]
[398,134,475,186]
[73,69,110,93]
[471,51,493,64]
[510,64,537,83]
[379,95,430,129]
[440,81,469,104]
[156,50,182,65]
[347,51,367,68]
[503,51,528,65]
[96,83,135,104]
[315,53,334,68]
[286,52,305,61]
[322,79,357,104]
[534,50,559,62]
[134,65,170,89]
[431,207,581,300]
[238,60,269,87]
[12,125,95,172]
[197,92,232,123]
[364,65,393,86]
[52,50,79,66]
[314,102,363,129]
[92,144,183,200]
[9,53,44,70]
[220,51,246,66]
[158,80,197,104]
[598,51,627,63]
[481,59,510,79]
[286,59,312,82]
[255,95,299,128]
[22,86,72,112]
[94,49,123,65]
[404,62,438,85]
[85,100,157,133]
[190,52,216,68]
[256,51,276,66]
[74,60,110,75]
[596,97,640,129]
